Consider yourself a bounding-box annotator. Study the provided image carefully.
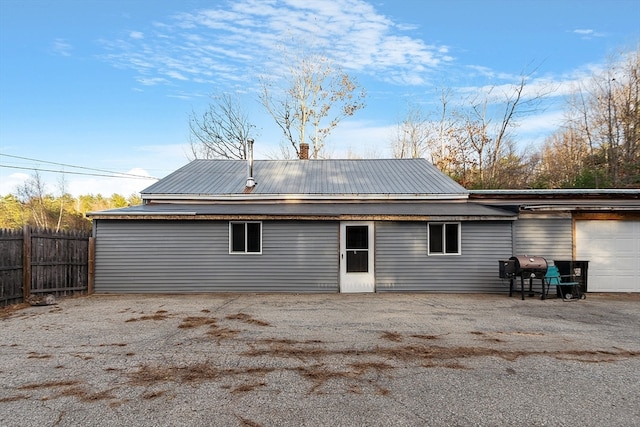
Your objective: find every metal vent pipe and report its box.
[246,138,255,188]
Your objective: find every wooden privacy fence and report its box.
[0,226,94,307]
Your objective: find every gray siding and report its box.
[375,221,513,293]
[514,217,573,262]
[95,220,339,293]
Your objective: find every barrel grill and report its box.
[509,255,548,278]
[500,255,549,300]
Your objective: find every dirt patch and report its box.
[129,362,220,385]
[27,352,52,359]
[242,332,639,365]
[296,364,359,392]
[18,380,80,390]
[226,312,271,326]
[16,379,118,404]
[142,390,168,400]
[410,334,442,340]
[0,394,30,403]
[207,326,242,343]
[231,381,267,394]
[59,385,117,402]
[380,331,403,342]
[236,415,262,427]
[125,310,172,322]
[175,314,242,343]
[0,303,30,320]
[242,340,335,361]
[128,362,275,387]
[178,315,218,329]
[349,361,394,373]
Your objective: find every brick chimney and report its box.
[299,143,309,160]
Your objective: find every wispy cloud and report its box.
[572,28,606,39]
[99,0,452,91]
[51,38,72,56]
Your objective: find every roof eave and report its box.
[141,193,469,202]
[88,213,513,221]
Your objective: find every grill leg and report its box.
[521,277,525,300]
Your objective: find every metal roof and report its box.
[141,158,468,200]
[88,201,516,220]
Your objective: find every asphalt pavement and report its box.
[1,292,639,426]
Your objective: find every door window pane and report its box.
[347,250,368,272]
[345,225,369,272]
[346,226,368,249]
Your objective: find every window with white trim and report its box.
[229,222,262,254]
[428,222,460,255]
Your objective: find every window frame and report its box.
[229,221,262,254]
[427,222,461,256]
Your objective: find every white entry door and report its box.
[340,221,375,293]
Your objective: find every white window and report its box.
[229,222,262,254]
[428,222,461,255]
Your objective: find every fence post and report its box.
[22,225,31,299]
[88,237,95,294]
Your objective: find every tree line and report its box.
[388,46,639,189]
[1,175,141,231]
[190,44,638,189]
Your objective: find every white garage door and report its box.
[576,220,640,292]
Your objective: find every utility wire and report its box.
[0,164,158,180]
[0,153,159,180]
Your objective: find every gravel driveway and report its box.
[1,293,639,426]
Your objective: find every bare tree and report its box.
[54,174,68,232]
[260,51,365,159]
[560,45,640,187]
[531,128,588,187]
[391,90,462,173]
[453,72,551,188]
[391,104,431,159]
[188,93,256,160]
[391,75,548,189]
[15,171,50,229]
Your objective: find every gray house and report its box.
[88,158,518,293]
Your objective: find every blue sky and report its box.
[1,0,638,196]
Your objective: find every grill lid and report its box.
[509,255,548,272]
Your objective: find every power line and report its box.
[0,164,158,180]
[0,153,159,180]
